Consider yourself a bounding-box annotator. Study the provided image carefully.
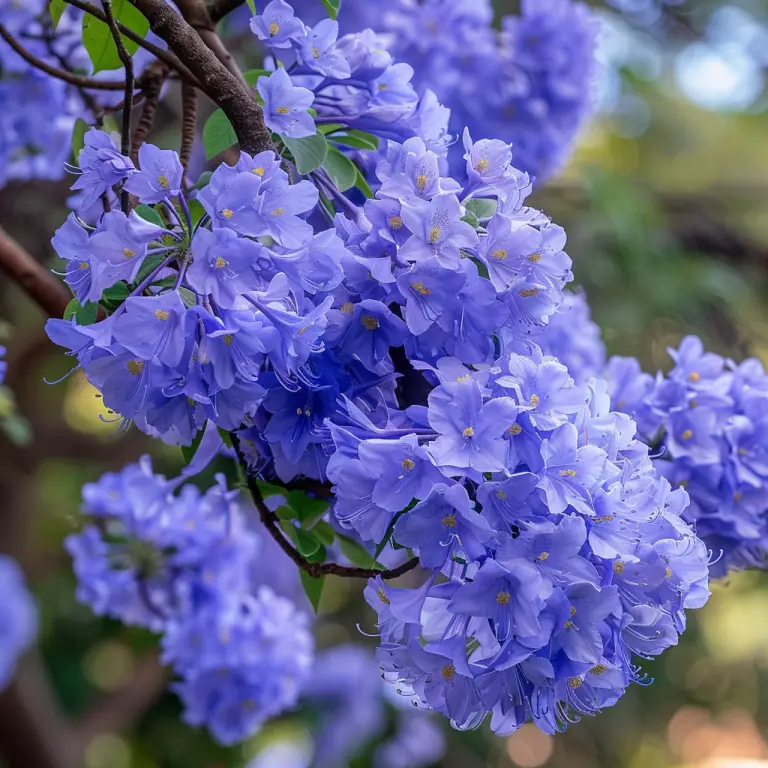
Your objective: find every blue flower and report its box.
[0,556,37,691]
[123,143,184,204]
[250,0,307,48]
[257,68,316,138]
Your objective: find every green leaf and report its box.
[202,109,237,160]
[243,69,271,87]
[134,204,164,227]
[320,0,341,20]
[50,0,68,31]
[1,412,33,448]
[81,0,149,74]
[300,570,325,613]
[100,282,131,310]
[134,253,167,284]
[63,298,99,325]
[217,428,233,448]
[465,198,498,220]
[181,427,205,464]
[282,131,328,175]
[461,211,480,229]
[255,480,287,499]
[246,0,256,12]
[71,117,89,161]
[318,123,345,135]
[195,171,213,190]
[306,544,328,564]
[354,165,374,199]
[187,198,207,228]
[280,522,321,557]
[330,130,379,151]
[374,505,414,560]
[276,505,298,521]
[338,535,382,570]
[322,146,358,192]
[313,520,336,547]
[285,490,328,527]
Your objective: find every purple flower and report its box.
[394,483,493,568]
[399,194,478,270]
[297,19,351,79]
[427,380,519,474]
[187,227,263,306]
[477,213,542,292]
[250,0,306,48]
[257,68,316,138]
[124,143,184,204]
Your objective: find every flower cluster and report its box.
[67,457,313,743]
[43,0,712,745]
[0,555,37,691]
[352,349,709,735]
[285,0,599,179]
[608,336,768,576]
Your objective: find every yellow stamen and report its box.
[530,394,540,408]
[491,249,507,261]
[441,664,456,681]
[689,371,701,382]
[275,106,290,114]
[518,288,539,297]
[269,22,280,36]
[590,664,607,676]
[665,567,672,579]
[223,334,234,346]
[401,458,416,471]
[474,158,489,173]
[428,226,441,244]
[220,208,234,219]
[508,423,522,435]
[416,174,428,191]
[252,167,265,176]
[681,429,694,440]
[123,248,136,258]
[411,282,431,295]
[537,552,550,562]
[496,490,507,500]
[528,252,541,263]
[377,587,390,604]
[388,215,404,230]
[568,677,582,689]
[496,591,511,605]
[462,426,475,439]
[560,468,577,477]
[613,561,625,575]
[312,46,321,59]
[157,174,170,190]
[214,256,227,269]
[154,309,170,321]
[361,315,379,330]
[340,301,354,313]
[441,514,457,528]
[271,207,284,216]
[127,359,144,376]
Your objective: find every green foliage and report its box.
[282,131,329,175]
[338,535,383,570]
[202,109,238,160]
[134,204,165,227]
[320,0,341,19]
[81,0,149,74]
[243,69,271,86]
[181,428,205,464]
[323,146,358,192]
[49,0,67,29]
[70,117,89,161]
[64,298,98,325]
[329,129,379,151]
[465,198,498,219]
[299,570,325,613]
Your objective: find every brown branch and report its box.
[130,61,167,162]
[230,433,420,581]
[175,0,250,90]
[63,0,201,88]
[0,228,70,319]
[102,0,134,213]
[209,0,246,24]
[0,24,126,90]
[180,81,199,183]
[128,0,274,156]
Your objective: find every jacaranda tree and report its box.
[1,1,767,766]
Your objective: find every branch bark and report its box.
[209,0,246,24]
[0,24,126,90]
[128,0,274,156]
[0,228,70,319]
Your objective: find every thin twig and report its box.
[0,24,126,90]
[0,228,70,319]
[63,0,201,88]
[131,60,167,163]
[230,433,420,581]
[180,81,198,184]
[101,0,134,213]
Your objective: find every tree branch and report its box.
[209,0,246,24]
[230,433,420,581]
[102,0,134,213]
[130,61,167,163]
[180,81,199,184]
[0,228,70,319]
[63,0,201,88]
[0,24,126,90]
[128,0,275,156]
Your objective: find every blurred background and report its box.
[3,0,768,766]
